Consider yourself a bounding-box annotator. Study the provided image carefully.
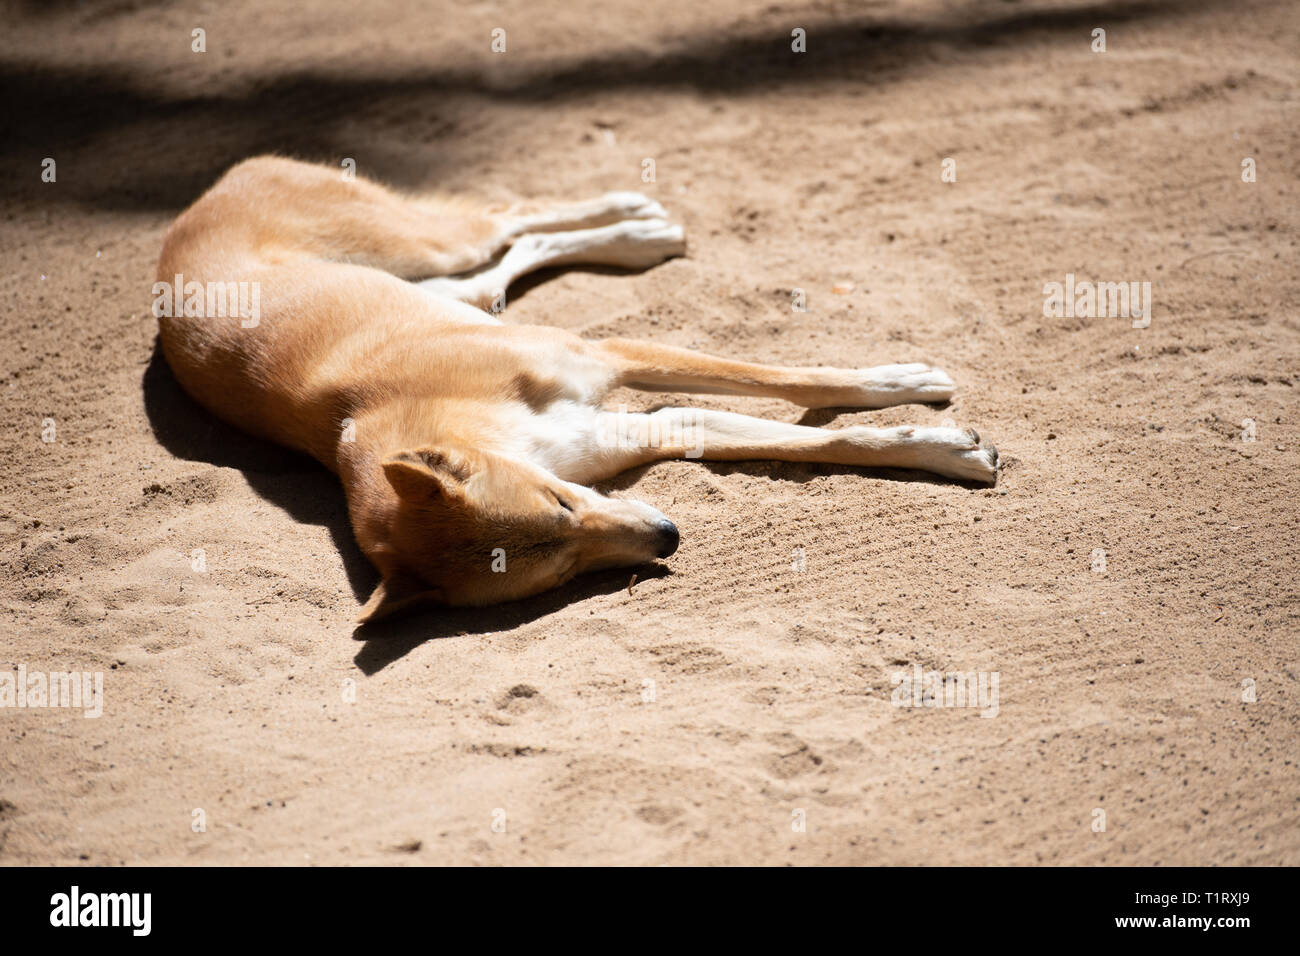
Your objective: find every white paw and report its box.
[608,218,687,267]
[803,363,956,409]
[897,426,999,484]
[602,191,670,221]
[859,363,956,406]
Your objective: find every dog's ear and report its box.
[357,570,440,624]
[381,446,475,502]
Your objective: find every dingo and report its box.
[157,157,998,622]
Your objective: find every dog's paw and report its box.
[840,425,998,483]
[800,363,955,409]
[610,218,687,266]
[857,363,956,406]
[900,426,998,484]
[601,191,670,222]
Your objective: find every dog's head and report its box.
[357,445,678,622]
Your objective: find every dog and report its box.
[156,156,998,622]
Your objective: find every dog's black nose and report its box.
[654,519,680,558]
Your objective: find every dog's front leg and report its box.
[594,339,955,408]
[586,407,998,485]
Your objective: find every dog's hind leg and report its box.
[207,157,519,279]
[417,218,686,309]
[575,408,998,485]
[202,159,683,287]
[499,192,671,233]
[592,338,955,409]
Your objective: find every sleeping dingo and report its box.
[156,157,998,622]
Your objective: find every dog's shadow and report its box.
[141,338,672,672]
[141,338,378,598]
[350,564,670,674]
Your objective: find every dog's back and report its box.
[155,157,526,465]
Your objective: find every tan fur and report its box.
[157,156,998,622]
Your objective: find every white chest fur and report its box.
[506,400,612,483]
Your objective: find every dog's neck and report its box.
[332,409,475,563]
[334,437,396,563]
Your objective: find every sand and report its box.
[1,0,1297,865]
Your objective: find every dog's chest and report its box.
[494,340,624,481]
[510,400,607,481]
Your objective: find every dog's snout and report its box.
[654,518,679,558]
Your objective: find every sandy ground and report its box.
[1,0,1297,866]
